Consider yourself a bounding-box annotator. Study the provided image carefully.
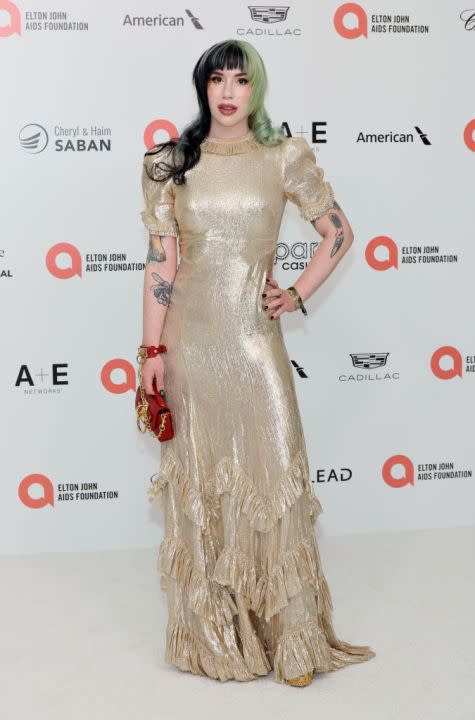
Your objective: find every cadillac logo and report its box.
[248,6,290,23]
[350,353,390,369]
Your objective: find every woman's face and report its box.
[207,66,252,130]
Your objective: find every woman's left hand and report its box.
[262,277,298,320]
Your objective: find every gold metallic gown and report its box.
[141,129,376,683]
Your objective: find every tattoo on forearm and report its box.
[326,202,344,257]
[329,211,344,257]
[149,271,173,306]
[146,237,166,264]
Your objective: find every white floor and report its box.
[1,526,474,720]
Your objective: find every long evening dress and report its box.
[140,129,376,683]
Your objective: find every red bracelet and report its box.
[137,343,167,362]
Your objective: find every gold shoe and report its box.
[285,670,314,687]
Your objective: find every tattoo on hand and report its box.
[150,271,173,306]
[146,237,166,264]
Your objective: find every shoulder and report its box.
[143,143,177,181]
[279,136,315,173]
[280,135,309,149]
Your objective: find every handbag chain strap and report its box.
[136,343,169,437]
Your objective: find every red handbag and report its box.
[135,344,174,442]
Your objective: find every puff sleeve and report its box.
[282,137,335,222]
[140,149,180,237]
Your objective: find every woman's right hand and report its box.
[141,355,165,395]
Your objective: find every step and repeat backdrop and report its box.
[1,1,473,554]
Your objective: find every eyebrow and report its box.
[211,70,248,77]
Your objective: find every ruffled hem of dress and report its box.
[150,449,376,682]
[164,617,375,684]
[158,531,329,626]
[212,535,330,622]
[165,621,271,682]
[148,446,322,533]
[158,534,239,626]
[273,616,377,683]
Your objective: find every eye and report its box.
[208,75,249,85]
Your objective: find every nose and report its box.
[223,77,234,99]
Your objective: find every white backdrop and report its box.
[1,0,474,554]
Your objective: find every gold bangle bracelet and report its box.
[287,286,308,316]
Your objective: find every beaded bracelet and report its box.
[287,286,307,316]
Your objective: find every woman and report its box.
[139,39,375,686]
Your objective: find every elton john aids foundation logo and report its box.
[333,2,431,38]
[46,243,81,278]
[0,1,89,35]
[19,474,54,508]
[382,454,471,487]
[464,119,475,151]
[18,470,120,508]
[46,243,145,277]
[365,236,458,269]
[101,359,137,394]
[431,346,463,379]
[365,236,399,270]
[143,119,179,149]
[382,455,414,488]
[0,0,20,36]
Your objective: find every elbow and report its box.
[344,219,355,246]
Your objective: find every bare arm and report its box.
[292,200,354,303]
[142,233,178,345]
[262,201,354,319]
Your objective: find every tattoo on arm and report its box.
[329,208,344,257]
[310,201,346,257]
[146,236,166,264]
[149,271,173,306]
[324,201,344,257]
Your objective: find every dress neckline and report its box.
[200,129,260,156]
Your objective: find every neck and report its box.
[207,122,250,140]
